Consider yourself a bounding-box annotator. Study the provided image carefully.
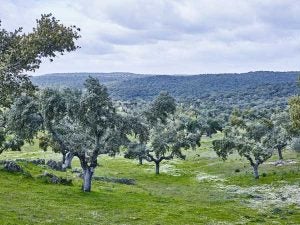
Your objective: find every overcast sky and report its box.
[1,0,300,75]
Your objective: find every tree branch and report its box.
[159,153,174,162]
[245,154,255,167]
[145,152,156,162]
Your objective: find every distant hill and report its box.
[31,71,299,109]
[31,72,148,88]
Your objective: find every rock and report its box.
[247,194,264,200]
[93,176,136,185]
[29,159,45,165]
[4,161,23,173]
[275,160,284,166]
[15,158,27,162]
[71,168,82,173]
[41,172,72,185]
[46,160,65,171]
[43,172,60,183]
[15,158,45,165]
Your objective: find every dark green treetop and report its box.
[0,13,80,108]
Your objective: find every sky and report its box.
[1,0,300,75]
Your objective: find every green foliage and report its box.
[7,96,43,141]
[213,111,278,178]
[144,91,176,125]
[0,13,80,108]
[289,96,300,129]
[125,94,202,174]
[32,71,299,114]
[0,13,80,157]
[38,133,60,153]
[212,139,235,160]
[1,137,24,152]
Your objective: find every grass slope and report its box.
[0,136,299,225]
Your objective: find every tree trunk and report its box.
[206,131,212,138]
[63,152,74,169]
[82,167,94,192]
[252,165,259,179]
[155,161,160,175]
[62,152,66,165]
[278,148,283,160]
[139,157,143,165]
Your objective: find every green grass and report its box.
[0,136,299,224]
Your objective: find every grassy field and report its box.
[0,135,299,225]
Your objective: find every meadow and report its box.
[0,135,299,225]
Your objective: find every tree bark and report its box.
[278,148,283,160]
[83,167,94,192]
[155,161,160,175]
[206,131,212,138]
[63,152,74,169]
[62,152,66,165]
[252,164,259,179]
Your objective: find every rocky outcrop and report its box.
[3,161,23,173]
[93,176,136,185]
[46,160,65,171]
[40,172,72,185]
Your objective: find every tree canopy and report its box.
[0,13,80,108]
[125,92,201,174]
[213,111,275,179]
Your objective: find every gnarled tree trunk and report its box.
[78,153,96,192]
[83,167,94,192]
[63,152,74,169]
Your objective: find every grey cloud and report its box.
[2,0,300,74]
[79,41,115,55]
[255,0,300,30]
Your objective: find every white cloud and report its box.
[1,0,300,75]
